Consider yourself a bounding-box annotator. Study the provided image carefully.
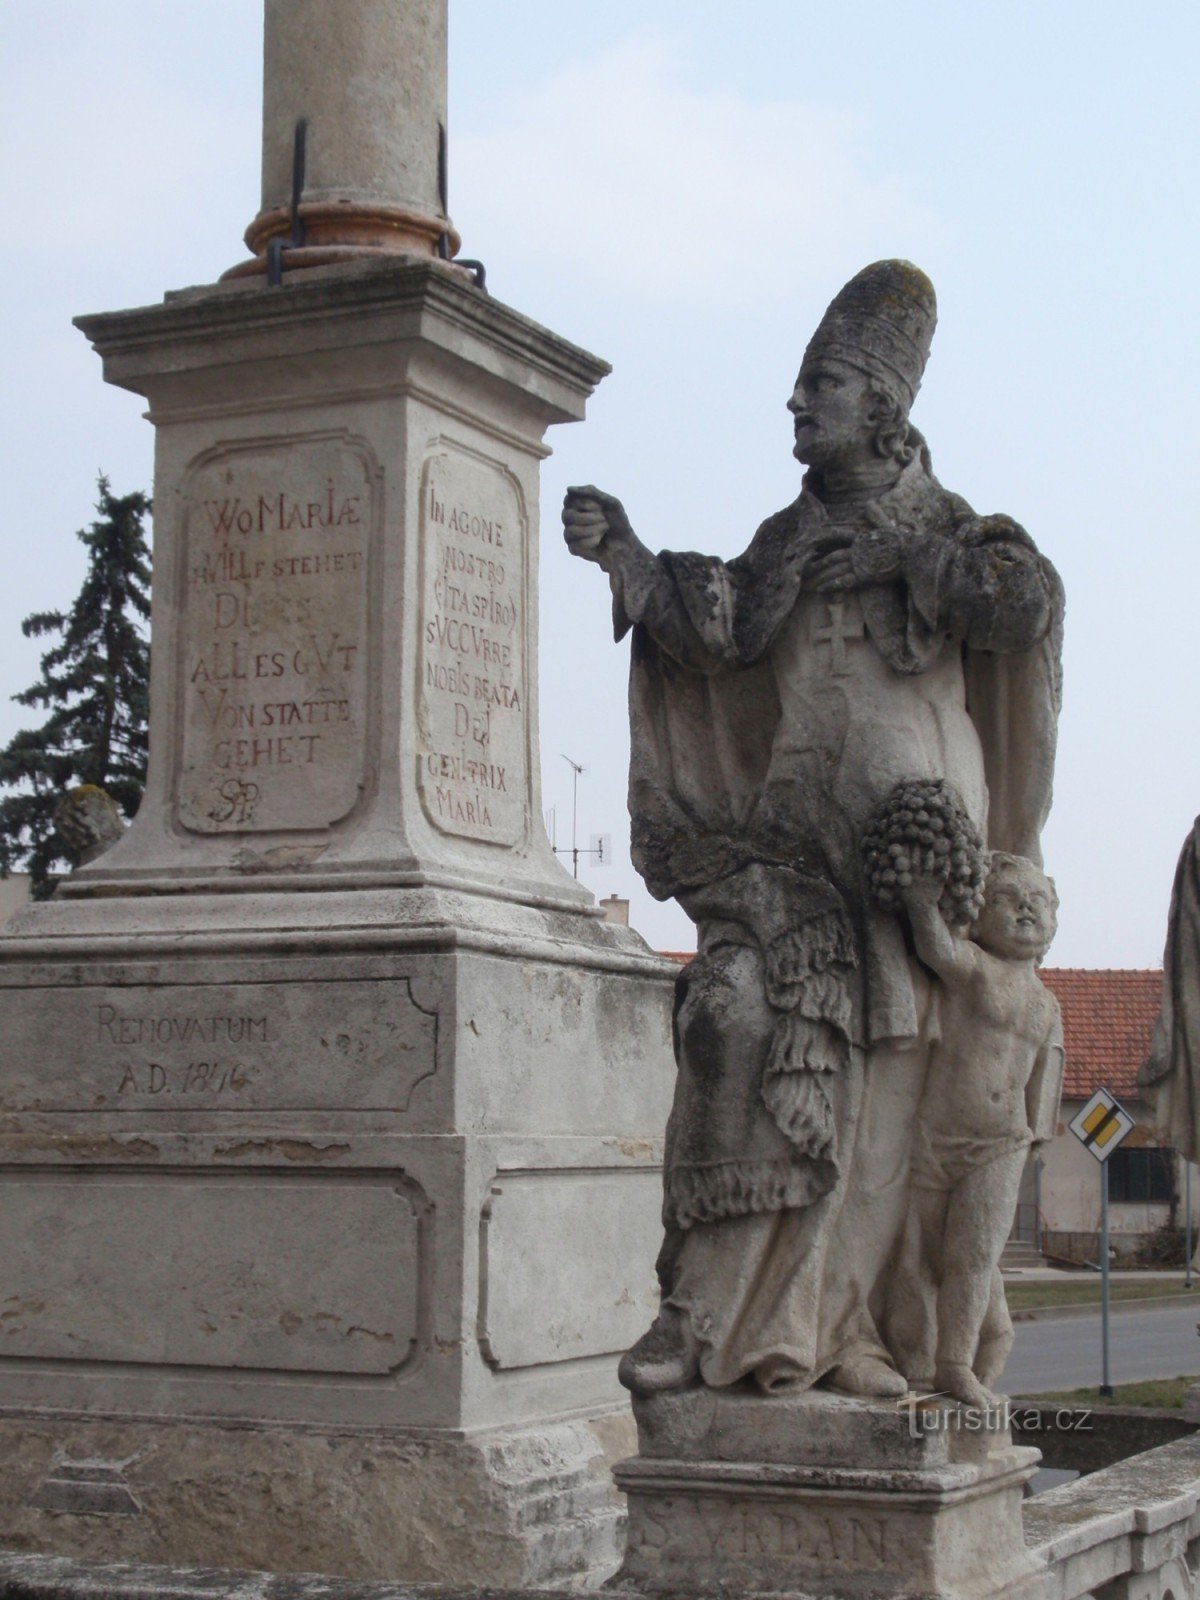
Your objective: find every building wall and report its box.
[1035,1094,1199,1263]
[1039,1102,1108,1236]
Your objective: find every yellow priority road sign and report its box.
[1068,1088,1135,1163]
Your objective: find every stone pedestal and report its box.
[0,259,676,1584]
[615,1390,1046,1600]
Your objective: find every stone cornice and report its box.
[75,258,610,406]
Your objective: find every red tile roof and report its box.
[658,955,1164,1104]
[1040,968,1162,1102]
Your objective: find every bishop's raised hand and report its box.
[563,485,635,564]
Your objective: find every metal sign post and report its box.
[1099,1159,1112,1396]
[1068,1087,1136,1399]
[1187,1162,1194,1292]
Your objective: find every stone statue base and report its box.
[0,257,676,1586]
[0,890,674,1584]
[0,1409,633,1586]
[615,1388,1044,1599]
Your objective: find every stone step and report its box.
[1002,1238,1044,1270]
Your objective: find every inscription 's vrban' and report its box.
[418,450,526,845]
[627,1495,915,1570]
[178,436,374,833]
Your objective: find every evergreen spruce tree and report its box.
[0,477,152,896]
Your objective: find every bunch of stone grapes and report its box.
[862,778,987,927]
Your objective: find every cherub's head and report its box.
[972,853,1058,962]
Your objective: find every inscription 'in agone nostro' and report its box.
[177,438,374,835]
[418,453,527,846]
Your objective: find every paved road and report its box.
[999,1300,1200,1395]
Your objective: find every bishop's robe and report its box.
[606,448,1064,1387]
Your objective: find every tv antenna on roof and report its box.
[552,754,610,879]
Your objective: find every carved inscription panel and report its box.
[480,1170,661,1369]
[0,1173,421,1374]
[178,436,374,833]
[418,449,526,845]
[625,1493,922,1578]
[0,976,437,1114]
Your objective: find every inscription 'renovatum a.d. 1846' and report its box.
[418,449,526,846]
[178,435,375,834]
[0,977,437,1115]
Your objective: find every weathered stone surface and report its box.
[7,1426,1200,1600]
[0,963,440,1115]
[480,1169,663,1369]
[615,1392,1041,1598]
[1024,1430,1200,1600]
[58,257,608,904]
[54,786,124,867]
[632,1387,954,1470]
[0,1413,634,1586]
[884,850,1063,1405]
[0,1548,633,1600]
[230,0,458,273]
[177,435,374,835]
[564,259,1066,1408]
[0,1169,420,1372]
[417,449,526,846]
[0,186,673,1591]
[0,943,671,1438]
[260,0,445,220]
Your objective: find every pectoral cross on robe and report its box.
[812,601,865,676]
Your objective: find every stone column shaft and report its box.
[233,0,458,276]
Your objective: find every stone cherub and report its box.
[888,846,1063,1407]
[564,260,1064,1400]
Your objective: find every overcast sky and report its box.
[1,1,1197,965]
